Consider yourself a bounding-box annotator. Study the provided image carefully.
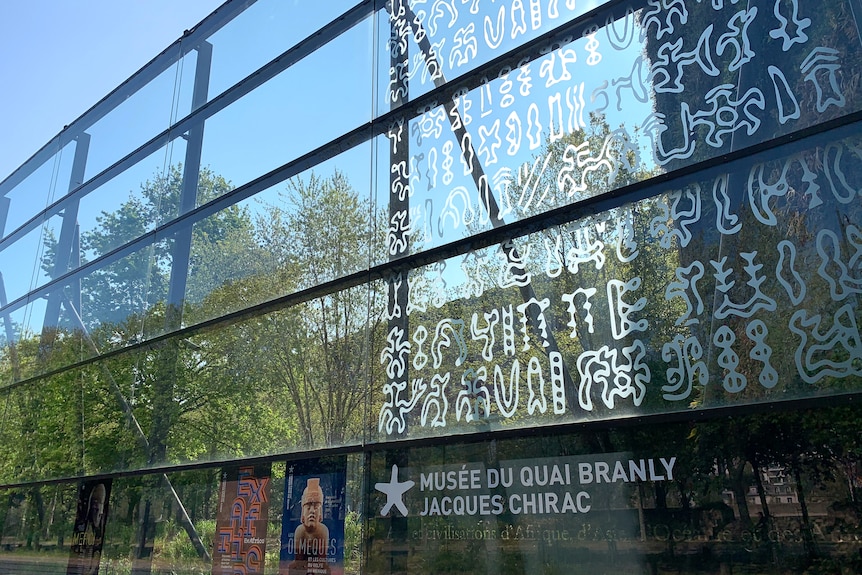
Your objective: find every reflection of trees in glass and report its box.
[1,166,382,472]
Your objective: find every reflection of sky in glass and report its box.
[199,18,373,194]
[205,0,363,100]
[82,54,184,183]
[2,141,75,240]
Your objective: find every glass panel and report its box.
[0,372,84,482]
[377,0,862,260]
[74,241,162,353]
[368,406,862,574]
[0,299,47,385]
[0,359,147,480]
[82,45,186,183]
[98,456,365,575]
[132,284,377,466]
[373,126,862,442]
[0,483,78,572]
[0,225,42,305]
[0,139,75,240]
[73,140,184,266]
[183,143,374,327]
[375,0,616,111]
[204,0,362,101]
[198,18,373,193]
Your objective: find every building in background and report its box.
[0,0,861,573]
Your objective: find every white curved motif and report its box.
[379,378,427,435]
[413,325,429,370]
[385,274,404,321]
[494,360,520,418]
[381,325,410,380]
[661,334,708,401]
[438,186,475,234]
[421,372,451,428]
[776,240,807,306]
[711,253,778,319]
[607,277,648,340]
[502,304,516,357]
[816,227,862,301]
[649,184,702,248]
[428,0,458,35]
[460,251,487,299]
[539,47,578,88]
[517,297,551,351]
[641,0,688,40]
[577,342,650,411]
[716,7,758,71]
[549,351,566,414]
[650,26,719,94]
[747,162,788,226]
[456,367,490,422]
[768,66,801,124]
[769,0,811,50]
[431,318,468,369]
[498,240,532,288]
[616,209,639,263]
[789,306,862,384]
[747,320,779,389]
[477,119,502,166]
[712,174,741,235]
[801,47,846,113]
[823,142,862,204]
[665,261,705,326]
[449,22,478,68]
[543,232,565,278]
[527,356,547,415]
[562,288,598,338]
[714,325,746,393]
[470,309,500,362]
[694,85,766,148]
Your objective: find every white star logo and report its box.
[375,464,414,517]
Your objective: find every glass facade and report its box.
[0,0,860,573]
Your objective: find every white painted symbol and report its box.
[577,342,650,411]
[662,335,707,401]
[802,47,846,113]
[823,142,862,204]
[716,7,758,72]
[712,174,741,235]
[494,360,520,418]
[665,261,705,326]
[747,320,778,389]
[789,305,862,384]
[769,0,811,51]
[379,379,427,435]
[456,367,490,422]
[563,288,597,337]
[608,277,648,340]
[715,326,746,393]
[768,66,800,125]
[711,253,777,319]
[816,227,862,301]
[421,372,450,428]
[376,465,415,517]
[776,240,806,306]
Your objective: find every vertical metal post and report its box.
[133,40,214,574]
[40,133,90,349]
[164,40,212,331]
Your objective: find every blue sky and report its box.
[0,0,225,182]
